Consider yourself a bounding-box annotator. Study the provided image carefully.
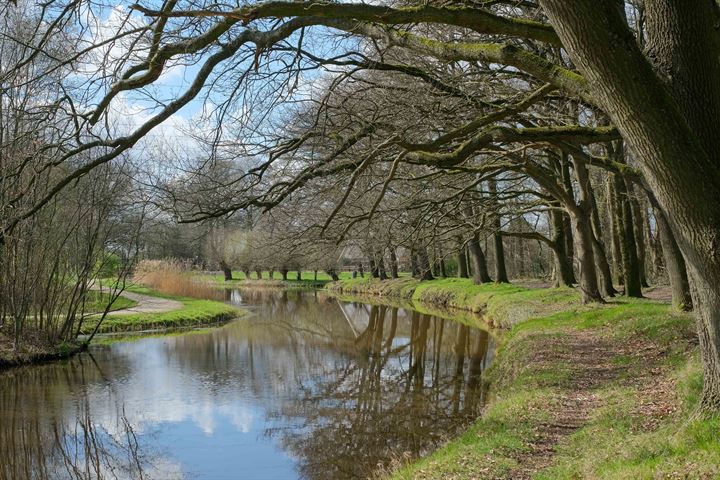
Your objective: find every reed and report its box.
[133,259,220,299]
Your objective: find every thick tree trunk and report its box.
[416,246,434,281]
[389,248,399,279]
[607,176,625,285]
[550,209,575,287]
[369,256,379,278]
[654,204,692,311]
[629,184,650,287]
[410,249,419,278]
[572,156,615,297]
[219,261,233,281]
[541,0,720,409]
[378,252,388,280]
[488,179,510,283]
[468,232,492,284]
[568,204,604,303]
[457,239,469,279]
[326,269,340,282]
[613,172,643,297]
[255,269,262,280]
[296,270,302,281]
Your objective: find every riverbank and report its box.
[1,285,243,369]
[326,278,718,479]
[326,277,578,328]
[80,285,242,334]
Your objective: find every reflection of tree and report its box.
[0,358,172,480]
[272,305,493,480]
[1,290,493,480]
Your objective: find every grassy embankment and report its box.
[80,284,242,334]
[327,277,718,479]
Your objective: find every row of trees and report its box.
[101,0,717,407]
[1,1,719,410]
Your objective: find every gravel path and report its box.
[109,290,183,315]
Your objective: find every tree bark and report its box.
[567,203,605,303]
[457,238,469,278]
[389,248,399,278]
[613,171,643,297]
[540,0,720,409]
[653,201,692,311]
[629,185,650,287]
[416,245,434,281]
[378,251,388,280]
[550,209,575,287]
[468,232,492,284]
[488,179,509,283]
[572,156,616,296]
[219,261,233,281]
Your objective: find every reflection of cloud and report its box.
[71,343,257,440]
[219,404,254,433]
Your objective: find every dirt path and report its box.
[507,327,670,479]
[107,290,183,315]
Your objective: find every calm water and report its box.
[0,289,494,480]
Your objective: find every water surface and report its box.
[0,289,493,480]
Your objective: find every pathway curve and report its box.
[107,290,183,315]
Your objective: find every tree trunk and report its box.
[488,179,509,283]
[416,245,434,281]
[255,269,262,280]
[654,203,692,311]
[550,209,575,287]
[568,204,604,303]
[326,269,340,282]
[369,256,379,278]
[540,0,720,409]
[572,156,616,296]
[220,261,233,281]
[629,184,650,287]
[378,252,388,280]
[296,270,302,281]
[280,269,288,281]
[468,232,492,284]
[389,248,399,278]
[457,238,469,279]
[410,249,419,278]
[613,171,643,297]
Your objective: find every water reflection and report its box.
[0,289,493,479]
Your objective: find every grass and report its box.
[388,297,713,479]
[326,277,718,479]
[83,290,137,313]
[81,285,242,334]
[327,277,578,327]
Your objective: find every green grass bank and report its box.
[327,278,718,479]
[81,285,242,334]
